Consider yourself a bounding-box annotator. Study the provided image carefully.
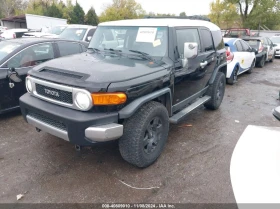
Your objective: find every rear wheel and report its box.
[119,101,169,168]
[227,66,238,85]
[204,72,226,110]
[257,55,266,68]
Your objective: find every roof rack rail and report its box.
[143,15,211,22]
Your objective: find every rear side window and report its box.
[235,41,243,51]
[57,42,81,57]
[211,30,224,50]
[245,40,260,50]
[200,29,214,52]
[176,28,201,56]
[240,40,250,51]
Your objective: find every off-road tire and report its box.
[119,101,169,168]
[246,59,255,74]
[227,66,238,85]
[204,72,226,110]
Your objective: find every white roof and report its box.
[99,18,221,31]
[66,24,97,29]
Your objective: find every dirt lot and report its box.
[0,59,279,204]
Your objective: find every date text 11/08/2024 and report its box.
[102,204,176,208]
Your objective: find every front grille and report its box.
[28,111,67,131]
[35,83,73,104]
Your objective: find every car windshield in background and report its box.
[270,37,280,44]
[245,40,260,49]
[59,28,87,41]
[89,26,168,58]
[0,41,21,61]
[50,26,67,35]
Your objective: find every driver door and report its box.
[0,42,55,112]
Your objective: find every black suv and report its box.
[19,17,227,168]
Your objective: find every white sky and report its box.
[71,0,213,16]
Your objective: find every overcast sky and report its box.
[71,0,213,16]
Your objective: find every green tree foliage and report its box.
[85,7,99,25]
[69,1,85,24]
[209,0,241,28]
[225,0,280,29]
[99,0,146,22]
[179,12,187,17]
[44,3,63,18]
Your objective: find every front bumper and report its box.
[20,94,123,146]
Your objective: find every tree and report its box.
[69,1,85,24]
[85,7,99,25]
[179,12,186,17]
[225,0,280,29]
[1,0,28,17]
[99,0,146,22]
[44,3,63,18]
[209,0,240,28]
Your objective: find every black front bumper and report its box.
[255,52,265,62]
[20,93,119,146]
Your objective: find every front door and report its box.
[173,27,216,105]
[0,42,55,113]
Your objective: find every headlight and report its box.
[26,78,32,92]
[74,91,92,110]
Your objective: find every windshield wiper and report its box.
[87,47,100,53]
[128,50,154,61]
[104,48,122,54]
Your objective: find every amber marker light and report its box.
[91,93,127,105]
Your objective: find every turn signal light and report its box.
[91,93,127,105]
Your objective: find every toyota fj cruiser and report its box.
[19,17,227,168]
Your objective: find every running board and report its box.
[169,96,211,124]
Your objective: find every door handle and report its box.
[200,61,208,68]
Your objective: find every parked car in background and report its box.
[22,25,68,38]
[0,26,8,33]
[243,36,275,68]
[0,29,28,40]
[58,25,97,42]
[270,36,280,57]
[224,38,256,84]
[0,38,88,114]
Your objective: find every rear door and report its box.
[266,38,274,59]
[234,40,247,72]
[173,27,216,105]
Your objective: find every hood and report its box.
[29,52,168,91]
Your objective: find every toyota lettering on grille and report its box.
[44,88,60,97]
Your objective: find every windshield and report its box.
[58,28,87,41]
[245,40,260,49]
[270,36,280,44]
[0,41,21,61]
[50,26,67,35]
[89,26,168,58]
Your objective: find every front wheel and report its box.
[119,101,169,168]
[270,53,275,62]
[204,72,226,110]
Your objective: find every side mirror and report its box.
[273,106,280,121]
[87,36,92,42]
[182,42,198,68]
[273,44,277,47]
[8,68,22,83]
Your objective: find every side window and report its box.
[235,41,243,52]
[5,43,54,68]
[86,28,96,42]
[240,40,249,51]
[57,42,81,57]
[176,28,201,57]
[211,30,224,50]
[200,29,214,52]
[263,38,268,45]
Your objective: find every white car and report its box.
[0,29,28,40]
[224,38,256,84]
[58,25,97,42]
[270,36,280,57]
[22,25,67,38]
